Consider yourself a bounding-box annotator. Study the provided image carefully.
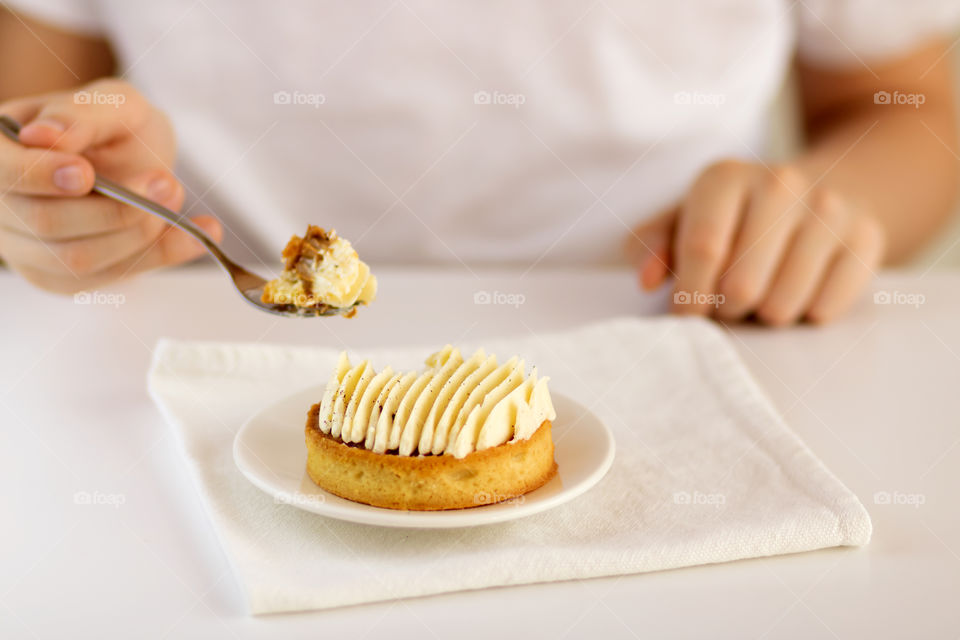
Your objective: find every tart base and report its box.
[304,403,557,511]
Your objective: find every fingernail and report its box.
[53,165,86,191]
[147,177,173,201]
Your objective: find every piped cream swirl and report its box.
[316,346,556,458]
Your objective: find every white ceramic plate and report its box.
[234,387,615,528]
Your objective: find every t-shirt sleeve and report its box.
[796,0,960,67]
[2,0,105,37]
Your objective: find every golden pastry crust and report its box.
[304,403,558,511]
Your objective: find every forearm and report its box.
[793,100,959,263]
[793,42,960,264]
[0,7,115,102]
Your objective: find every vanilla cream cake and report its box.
[261,225,376,315]
[304,345,558,510]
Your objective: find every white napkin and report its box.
[147,317,871,615]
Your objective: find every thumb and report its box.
[625,206,677,291]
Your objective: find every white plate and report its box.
[233,387,615,528]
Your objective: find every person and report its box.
[1,1,958,325]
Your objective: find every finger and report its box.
[0,168,187,274]
[672,160,748,315]
[16,81,152,154]
[714,167,807,320]
[0,97,43,124]
[806,216,885,324]
[642,244,672,290]
[0,133,95,196]
[0,169,183,239]
[94,214,223,282]
[626,207,676,290]
[755,191,849,326]
[9,215,223,294]
[0,217,159,276]
[148,214,223,268]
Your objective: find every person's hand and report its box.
[626,160,886,325]
[0,79,222,294]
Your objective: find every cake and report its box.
[304,345,558,510]
[261,225,376,316]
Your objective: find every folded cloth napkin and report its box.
[147,316,871,614]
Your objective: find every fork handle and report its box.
[91,174,230,262]
[0,114,231,266]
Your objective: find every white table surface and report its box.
[1,265,957,639]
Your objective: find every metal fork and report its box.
[0,115,352,318]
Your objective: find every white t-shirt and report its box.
[8,0,960,266]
